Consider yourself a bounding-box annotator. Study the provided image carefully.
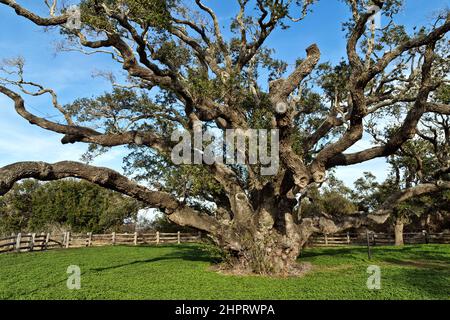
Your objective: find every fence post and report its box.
[177,231,181,244]
[15,233,22,252]
[112,232,116,245]
[65,232,70,248]
[87,232,92,247]
[156,231,160,245]
[346,232,350,245]
[29,233,36,252]
[324,233,328,246]
[9,233,14,252]
[40,232,45,250]
[134,232,138,246]
[423,230,429,244]
[366,230,372,260]
[45,233,50,250]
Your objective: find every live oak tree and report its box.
[0,0,449,275]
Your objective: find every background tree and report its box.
[0,179,142,234]
[147,212,197,233]
[300,174,357,219]
[0,179,40,234]
[0,0,449,275]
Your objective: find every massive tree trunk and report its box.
[212,211,306,275]
[394,218,405,246]
[221,229,303,275]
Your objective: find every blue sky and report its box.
[0,0,448,188]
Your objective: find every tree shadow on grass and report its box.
[12,272,86,298]
[92,245,214,272]
[386,266,450,299]
[301,247,369,259]
[383,257,449,269]
[386,245,450,262]
[301,245,450,299]
[381,246,450,298]
[6,246,213,298]
[301,245,450,263]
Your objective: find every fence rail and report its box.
[308,231,450,247]
[1,230,449,254]
[0,231,202,254]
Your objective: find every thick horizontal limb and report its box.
[299,181,450,236]
[0,0,68,26]
[0,85,172,152]
[0,161,219,233]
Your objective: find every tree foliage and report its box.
[0,179,142,234]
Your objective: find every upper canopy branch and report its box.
[0,1,196,107]
[269,44,321,102]
[268,44,321,189]
[0,58,74,125]
[325,42,445,168]
[194,0,232,71]
[425,102,450,115]
[346,6,375,71]
[308,8,449,171]
[362,13,450,85]
[0,85,173,152]
[237,0,314,70]
[0,0,69,26]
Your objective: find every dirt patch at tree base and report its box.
[209,261,313,278]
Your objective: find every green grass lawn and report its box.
[0,244,448,299]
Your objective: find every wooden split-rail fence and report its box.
[1,230,449,254]
[0,231,202,254]
[308,231,450,247]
